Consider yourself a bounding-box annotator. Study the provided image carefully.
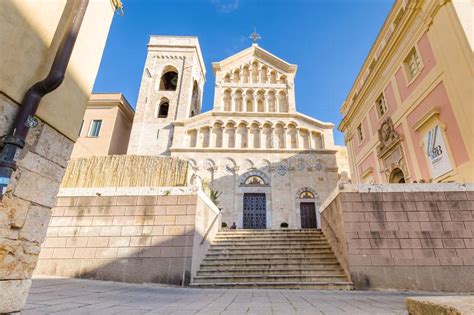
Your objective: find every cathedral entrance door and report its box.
[243,193,266,229]
[300,202,317,228]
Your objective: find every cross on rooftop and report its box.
[249,28,262,44]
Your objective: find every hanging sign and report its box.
[424,125,453,179]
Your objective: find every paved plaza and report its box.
[24,276,451,314]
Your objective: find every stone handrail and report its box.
[201,211,221,245]
[190,189,222,281]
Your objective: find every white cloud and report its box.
[211,0,239,13]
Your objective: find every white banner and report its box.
[424,125,453,179]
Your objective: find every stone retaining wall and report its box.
[320,184,474,292]
[35,190,220,285]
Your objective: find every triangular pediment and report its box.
[212,44,297,76]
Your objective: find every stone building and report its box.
[0,0,115,312]
[71,93,134,158]
[128,36,348,229]
[339,0,473,184]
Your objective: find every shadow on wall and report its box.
[185,150,343,229]
[1,0,93,137]
[34,194,219,286]
[72,235,201,286]
[1,3,100,312]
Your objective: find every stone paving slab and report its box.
[24,276,464,314]
[406,296,474,315]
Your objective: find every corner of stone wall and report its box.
[320,190,351,281]
[1,95,73,312]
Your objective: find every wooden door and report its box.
[300,202,317,228]
[243,193,266,229]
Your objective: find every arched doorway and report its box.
[239,171,271,229]
[296,188,319,229]
[389,168,406,183]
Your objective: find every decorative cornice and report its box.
[172,111,334,130]
[170,147,338,154]
[413,107,440,131]
[88,93,135,121]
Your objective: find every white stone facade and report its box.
[129,36,346,229]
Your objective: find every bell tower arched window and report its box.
[158,99,169,118]
[190,81,199,117]
[159,68,178,91]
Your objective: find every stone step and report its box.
[207,248,333,255]
[197,268,343,276]
[209,244,332,251]
[202,257,338,265]
[205,253,336,260]
[214,235,327,241]
[199,262,341,269]
[193,274,348,284]
[190,281,353,290]
[219,229,323,234]
[216,231,324,237]
[192,229,352,290]
[212,240,330,246]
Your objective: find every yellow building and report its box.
[339,0,473,183]
[0,1,114,312]
[71,93,134,158]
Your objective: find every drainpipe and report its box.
[0,0,89,199]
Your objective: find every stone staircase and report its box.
[191,229,353,289]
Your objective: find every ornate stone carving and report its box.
[377,117,401,158]
[276,162,288,176]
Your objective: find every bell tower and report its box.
[127,36,205,155]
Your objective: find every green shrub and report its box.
[280,222,289,228]
[221,222,228,228]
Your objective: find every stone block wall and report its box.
[320,184,474,292]
[35,194,200,285]
[1,95,73,312]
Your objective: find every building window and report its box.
[158,100,169,118]
[159,70,178,91]
[376,93,388,117]
[404,48,421,80]
[78,120,84,137]
[88,120,102,137]
[357,123,364,142]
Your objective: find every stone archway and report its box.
[389,168,406,183]
[238,170,272,229]
[295,187,320,229]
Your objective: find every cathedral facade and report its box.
[128,36,347,229]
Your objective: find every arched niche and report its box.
[190,80,200,117]
[157,98,170,118]
[295,187,320,229]
[159,66,179,91]
[223,89,232,111]
[239,170,271,186]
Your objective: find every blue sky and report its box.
[93,0,394,145]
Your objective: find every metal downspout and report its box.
[0,0,89,198]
